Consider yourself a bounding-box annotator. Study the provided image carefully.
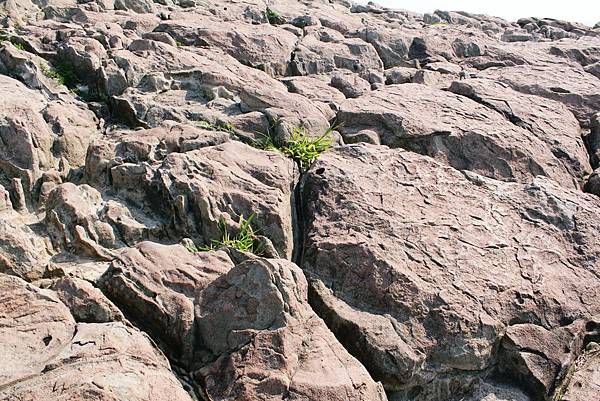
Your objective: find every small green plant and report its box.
[11,41,25,51]
[264,7,283,25]
[202,213,262,254]
[40,62,80,89]
[175,40,183,47]
[196,120,236,134]
[257,125,334,172]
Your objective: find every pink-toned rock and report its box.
[299,144,600,400]
[0,273,193,401]
[337,83,581,188]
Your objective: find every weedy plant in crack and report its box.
[10,40,25,51]
[196,120,236,134]
[201,213,264,255]
[257,125,335,172]
[40,62,80,89]
[264,5,284,25]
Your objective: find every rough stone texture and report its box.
[292,27,384,75]
[193,256,388,401]
[337,84,582,188]
[448,78,592,182]
[480,64,600,127]
[51,275,124,323]
[99,242,234,362]
[155,19,299,76]
[0,273,193,401]
[88,135,298,258]
[562,347,600,400]
[0,210,54,280]
[2,1,600,400]
[299,145,600,400]
[98,242,387,400]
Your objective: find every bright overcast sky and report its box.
[368,1,599,26]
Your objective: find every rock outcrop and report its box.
[1,1,599,400]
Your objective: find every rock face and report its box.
[1,1,600,401]
[299,145,600,400]
[99,242,387,400]
[0,274,193,401]
[337,83,585,188]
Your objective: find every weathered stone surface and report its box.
[193,256,388,401]
[103,39,329,134]
[281,75,346,108]
[448,78,592,181]
[3,1,600,400]
[0,273,193,401]
[0,211,53,280]
[292,27,383,75]
[498,322,585,398]
[155,19,298,76]
[51,275,124,323]
[337,83,581,188]
[480,64,600,127]
[99,242,387,400]
[330,71,371,98]
[99,242,234,362]
[0,73,98,195]
[88,138,298,259]
[299,144,600,400]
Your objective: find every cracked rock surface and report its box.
[1,1,600,400]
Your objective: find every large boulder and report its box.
[99,242,388,400]
[99,242,235,362]
[298,144,600,400]
[87,137,298,259]
[0,74,98,196]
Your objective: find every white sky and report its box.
[367,1,599,26]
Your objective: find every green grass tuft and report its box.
[257,125,334,172]
[40,62,81,89]
[264,7,283,25]
[196,120,236,134]
[202,213,263,254]
[11,41,25,51]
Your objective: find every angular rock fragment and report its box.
[480,64,600,127]
[449,78,591,181]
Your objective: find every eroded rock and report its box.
[299,144,600,400]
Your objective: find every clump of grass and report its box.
[175,40,183,47]
[202,213,263,254]
[196,120,236,134]
[264,7,283,25]
[40,62,81,89]
[257,125,334,172]
[11,41,25,51]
